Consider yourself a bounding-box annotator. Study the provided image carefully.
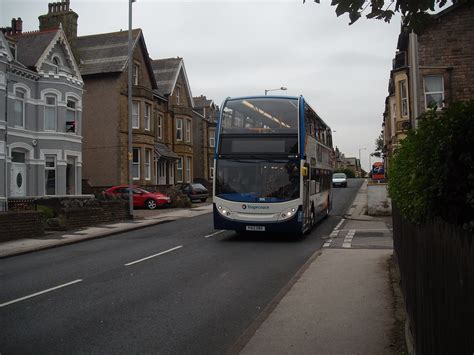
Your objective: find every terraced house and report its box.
[383,2,474,167]
[0,19,83,208]
[152,58,195,184]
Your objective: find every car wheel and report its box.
[145,199,157,210]
[201,198,207,202]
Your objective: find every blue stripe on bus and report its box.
[299,96,305,159]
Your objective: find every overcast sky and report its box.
[1,0,401,171]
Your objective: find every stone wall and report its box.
[0,211,44,242]
[367,183,392,216]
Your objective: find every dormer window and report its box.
[52,56,60,74]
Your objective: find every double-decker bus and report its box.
[213,95,334,235]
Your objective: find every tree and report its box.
[303,0,468,30]
[373,132,385,158]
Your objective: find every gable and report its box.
[35,29,82,79]
[175,68,193,107]
[0,32,14,62]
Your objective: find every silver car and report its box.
[332,173,348,188]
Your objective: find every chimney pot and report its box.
[16,18,23,33]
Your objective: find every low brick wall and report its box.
[0,211,44,242]
[62,200,129,230]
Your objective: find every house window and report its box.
[45,156,56,195]
[66,156,76,195]
[209,157,214,179]
[185,119,191,143]
[176,118,183,141]
[133,64,139,85]
[132,101,140,129]
[186,156,191,183]
[209,130,215,148]
[399,80,408,117]
[176,157,183,182]
[52,57,60,74]
[44,95,57,131]
[66,99,77,133]
[144,103,151,131]
[14,89,25,128]
[424,75,444,109]
[157,114,163,139]
[145,149,151,180]
[132,147,140,180]
[176,87,181,105]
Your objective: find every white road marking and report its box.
[342,229,356,248]
[338,228,393,232]
[124,246,183,266]
[324,219,344,248]
[0,279,83,308]
[204,230,225,239]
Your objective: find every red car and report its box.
[104,186,171,210]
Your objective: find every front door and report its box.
[10,163,27,197]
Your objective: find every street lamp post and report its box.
[264,87,287,95]
[127,0,136,217]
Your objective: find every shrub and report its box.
[388,101,474,230]
[37,204,55,219]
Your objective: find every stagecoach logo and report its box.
[242,204,270,210]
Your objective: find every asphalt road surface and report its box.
[0,179,363,354]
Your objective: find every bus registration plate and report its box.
[246,226,265,232]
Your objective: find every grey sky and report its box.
[1,0,400,171]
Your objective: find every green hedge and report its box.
[388,101,474,230]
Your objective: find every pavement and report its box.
[239,180,395,354]
[0,181,397,354]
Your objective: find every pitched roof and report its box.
[151,57,181,95]
[13,29,58,69]
[76,28,156,88]
[151,57,194,107]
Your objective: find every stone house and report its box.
[383,2,474,164]
[151,58,195,184]
[0,19,83,207]
[192,95,219,182]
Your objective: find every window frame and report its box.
[145,148,152,180]
[44,94,57,131]
[185,156,191,183]
[144,103,151,131]
[423,75,445,110]
[209,130,215,148]
[66,98,77,133]
[176,157,184,183]
[176,118,183,141]
[185,119,191,143]
[157,114,163,139]
[132,101,140,129]
[176,87,181,105]
[132,147,140,180]
[133,64,139,85]
[399,80,409,117]
[45,155,57,195]
[14,89,26,128]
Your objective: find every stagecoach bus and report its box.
[213,95,334,235]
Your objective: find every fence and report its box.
[392,207,474,354]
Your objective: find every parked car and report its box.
[176,183,209,202]
[104,186,171,209]
[332,173,348,188]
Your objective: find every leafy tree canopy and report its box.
[304,0,464,30]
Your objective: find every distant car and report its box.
[104,186,171,209]
[332,173,348,188]
[176,183,209,202]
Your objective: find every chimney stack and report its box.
[15,18,22,34]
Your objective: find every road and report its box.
[0,179,363,354]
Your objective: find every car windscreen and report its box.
[191,184,207,190]
[333,174,346,179]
